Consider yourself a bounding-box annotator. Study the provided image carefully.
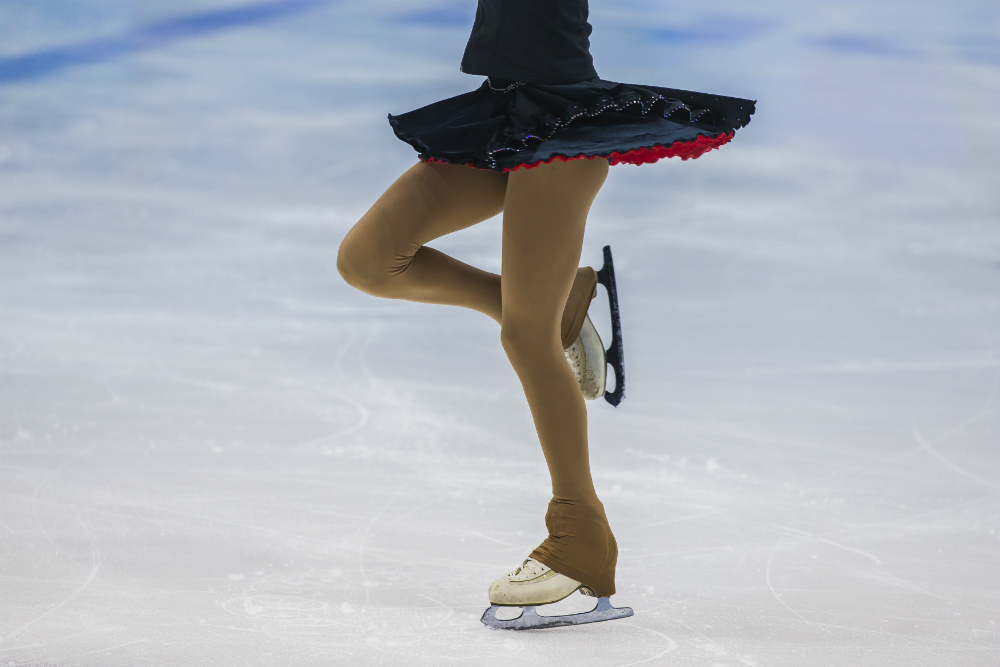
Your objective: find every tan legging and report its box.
[337,158,617,596]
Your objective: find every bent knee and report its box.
[337,229,389,295]
[337,220,421,297]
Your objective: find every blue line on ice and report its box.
[810,35,923,60]
[646,16,773,45]
[0,0,331,85]
[394,2,476,28]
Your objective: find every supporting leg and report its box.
[499,158,619,596]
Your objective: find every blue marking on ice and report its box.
[811,35,923,60]
[647,17,772,45]
[953,35,1000,66]
[0,0,330,85]
[394,3,476,28]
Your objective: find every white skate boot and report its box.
[488,557,586,606]
[481,558,633,630]
[564,315,607,400]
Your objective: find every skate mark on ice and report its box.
[774,524,882,565]
[682,356,1000,379]
[288,328,379,453]
[26,450,244,650]
[469,531,515,546]
[119,503,357,555]
[416,594,454,630]
[633,515,802,560]
[356,321,383,381]
[3,450,99,646]
[25,471,242,650]
[911,363,1000,490]
[765,540,834,634]
[655,609,757,666]
[334,330,363,378]
[632,583,723,616]
[612,624,678,666]
[250,569,345,596]
[262,617,353,646]
[363,630,523,660]
[359,480,408,605]
[629,423,899,466]
[284,330,374,452]
[913,423,996,489]
[215,570,356,646]
[628,507,723,531]
[90,571,238,646]
[289,390,370,452]
[830,492,1000,547]
[222,594,330,617]
[369,495,450,541]
[1,564,99,646]
[33,638,151,664]
[865,565,977,611]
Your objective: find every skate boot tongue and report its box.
[511,558,547,579]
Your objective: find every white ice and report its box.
[1,0,999,665]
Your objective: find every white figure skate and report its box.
[564,314,607,400]
[480,558,633,630]
[565,245,625,406]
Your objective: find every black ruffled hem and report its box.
[388,78,755,171]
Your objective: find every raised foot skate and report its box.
[480,596,634,631]
[565,246,626,406]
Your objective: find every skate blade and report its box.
[596,245,625,407]
[480,597,633,631]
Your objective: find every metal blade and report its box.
[480,597,634,630]
[596,245,625,406]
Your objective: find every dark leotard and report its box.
[460,0,598,85]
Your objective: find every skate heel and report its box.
[595,245,625,406]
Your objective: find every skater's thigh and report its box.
[346,161,508,255]
[501,159,608,332]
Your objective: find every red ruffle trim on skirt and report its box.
[423,131,734,172]
[607,131,734,166]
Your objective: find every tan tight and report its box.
[337,158,617,596]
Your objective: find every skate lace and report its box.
[509,558,547,578]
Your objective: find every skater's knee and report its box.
[337,228,391,295]
[338,206,425,296]
[500,319,559,366]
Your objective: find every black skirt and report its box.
[389,78,755,172]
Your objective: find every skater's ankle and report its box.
[551,491,603,509]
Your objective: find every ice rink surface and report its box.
[2,0,999,665]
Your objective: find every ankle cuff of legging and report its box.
[528,549,616,597]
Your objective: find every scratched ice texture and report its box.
[1,0,999,665]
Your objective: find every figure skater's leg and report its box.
[499,157,618,596]
[337,161,508,322]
